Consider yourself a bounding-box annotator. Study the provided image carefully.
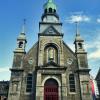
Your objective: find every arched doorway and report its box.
[44,78,59,100]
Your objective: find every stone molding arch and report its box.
[43,42,60,64]
[42,76,61,86]
[44,42,60,52]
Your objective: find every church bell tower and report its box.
[8,23,27,100]
[36,0,66,99]
[74,22,92,100]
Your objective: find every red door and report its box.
[44,79,58,100]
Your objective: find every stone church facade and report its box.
[8,0,92,100]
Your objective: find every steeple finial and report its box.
[74,21,84,42]
[22,19,26,33]
[48,0,53,2]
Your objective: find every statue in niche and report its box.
[12,83,17,93]
[48,48,54,60]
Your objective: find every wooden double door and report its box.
[44,79,58,100]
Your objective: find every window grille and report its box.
[26,74,32,92]
[69,74,76,92]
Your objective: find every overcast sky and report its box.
[0,0,100,80]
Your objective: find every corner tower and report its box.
[74,22,92,100]
[74,22,88,69]
[8,24,27,100]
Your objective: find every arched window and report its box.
[54,9,56,13]
[19,41,23,48]
[26,74,32,92]
[45,9,47,13]
[44,45,58,64]
[69,74,76,92]
[78,43,82,49]
[49,8,52,13]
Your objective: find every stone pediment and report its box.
[37,61,67,69]
[44,61,60,67]
[41,26,61,35]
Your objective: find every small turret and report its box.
[14,20,27,53]
[41,0,59,23]
[74,22,85,53]
[74,22,88,69]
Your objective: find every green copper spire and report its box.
[44,0,57,12]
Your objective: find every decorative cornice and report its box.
[36,62,67,70]
[10,68,24,71]
[75,69,91,73]
[75,52,87,54]
[38,33,63,37]
[41,13,59,20]
[39,22,62,26]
